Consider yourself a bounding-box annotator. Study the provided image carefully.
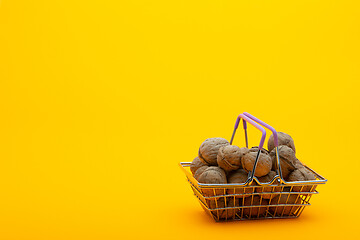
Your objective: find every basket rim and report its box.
[179,162,327,189]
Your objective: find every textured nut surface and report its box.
[198,167,227,197]
[190,156,207,175]
[267,132,296,153]
[239,147,250,158]
[256,171,282,199]
[194,166,209,180]
[257,170,277,183]
[241,150,272,177]
[242,196,269,217]
[249,146,269,154]
[287,167,316,192]
[207,197,240,219]
[217,145,243,171]
[269,194,302,216]
[227,169,248,183]
[287,167,316,181]
[293,158,304,168]
[198,167,227,184]
[227,169,254,197]
[270,145,297,179]
[198,138,230,165]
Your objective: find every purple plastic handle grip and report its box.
[234,115,249,130]
[234,114,266,149]
[243,112,278,147]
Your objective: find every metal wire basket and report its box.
[179,112,327,221]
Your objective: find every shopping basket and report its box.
[179,112,327,221]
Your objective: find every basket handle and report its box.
[230,114,267,185]
[230,114,266,150]
[242,112,284,181]
[243,112,278,147]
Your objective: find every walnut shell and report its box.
[207,197,240,219]
[256,171,282,199]
[198,167,227,197]
[287,167,316,192]
[190,156,207,175]
[269,194,302,216]
[242,196,269,217]
[194,166,209,180]
[267,132,296,153]
[227,169,254,198]
[270,145,297,179]
[198,138,230,166]
[249,146,269,154]
[239,147,250,155]
[293,158,304,168]
[217,145,245,171]
[241,150,272,177]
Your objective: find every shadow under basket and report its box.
[179,162,327,222]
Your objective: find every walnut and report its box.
[249,146,269,154]
[197,167,227,197]
[239,147,250,156]
[242,195,269,217]
[267,132,296,153]
[293,158,304,168]
[190,156,207,175]
[198,138,229,165]
[194,166,209,180]
[270,145,297,179]
[256,171,282,199]
[227,169,254,198]
[207,197,240,220]
[241,149,272,177]
[269,194,302,216]
[287,167,317,192]
[217,145,248,171]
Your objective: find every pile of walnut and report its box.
[190,133,317,219]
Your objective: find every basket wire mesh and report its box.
[180,162,325,221]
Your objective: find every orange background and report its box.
[0,1,359,239]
